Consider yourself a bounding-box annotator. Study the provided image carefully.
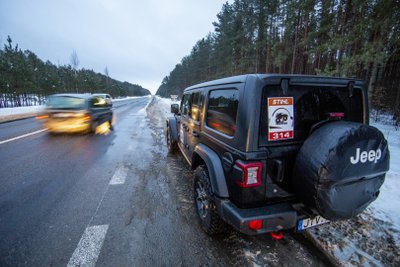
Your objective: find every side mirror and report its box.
[171,104,179,114]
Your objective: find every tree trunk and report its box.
[395,84,400,116]
[302,6,310,74]
[256,1,266,73]
[265,21,273,73]
[291,9,301,74]
[368,61,379,109]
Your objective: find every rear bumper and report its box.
[217,199,298,235]
[44,120,90,133]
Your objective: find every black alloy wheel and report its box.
[193,165,224,235]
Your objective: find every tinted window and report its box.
[190,92,203,121]
[90,96,107,108]
[259,85,364,145]
[47,96,85,109]
[206,89,239,136]
[180,94,190,115]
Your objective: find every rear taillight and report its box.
[36,114,49,120]
[235,161,263,187]
[270,231,284,240]
[329,112,345,118]
[249,219,263,231]
[82,114,91,122]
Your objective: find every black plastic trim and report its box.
[194,144,229,198]
[217,198,297,235]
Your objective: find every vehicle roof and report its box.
[92,93,111,97]
[49,93,93,99]
[184,74,364,92]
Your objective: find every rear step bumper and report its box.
[217,199,297,235]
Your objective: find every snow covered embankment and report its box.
[0,106,45,123]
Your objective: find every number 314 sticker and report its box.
[268,97,294,141]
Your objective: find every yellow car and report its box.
[39,94,113,134]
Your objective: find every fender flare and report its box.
[166,116,178,141]
[194,144,229,198]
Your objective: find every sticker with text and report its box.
[268,97,294,141]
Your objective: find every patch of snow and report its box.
[137,97,153,115]
[368,120,400,245]
[0,105,45,116]
[113,95,151,102]
[154,96,175,115]
[243,250,263,267]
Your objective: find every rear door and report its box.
[259,82,365,191]
[177,93,191,160]
[90,96,110,124]
[259,83,365,145]
[186,91,203,159]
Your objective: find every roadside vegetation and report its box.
[0,36,150,108]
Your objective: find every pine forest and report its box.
[0,36,150,108]
[156,0,400,117]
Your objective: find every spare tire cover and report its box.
[292,121,390,220]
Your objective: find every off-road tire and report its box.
[166,126,177,153]
[194,165,225,235]
[292,121,389,220]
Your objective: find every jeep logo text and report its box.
[350,148,381,164]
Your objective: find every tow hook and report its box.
[270,231,284,240]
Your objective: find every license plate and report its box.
[298,216,329,231]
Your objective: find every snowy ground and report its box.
[1,96,399,266]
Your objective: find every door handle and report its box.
[192,131,199,137]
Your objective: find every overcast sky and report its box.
[0,0,231,94]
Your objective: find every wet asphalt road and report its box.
[0,96,331,267]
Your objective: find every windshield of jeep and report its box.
[259,85,364,145]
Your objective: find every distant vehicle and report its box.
[170,95,178,101]
[38,93,113,134]
[166,74,390,236]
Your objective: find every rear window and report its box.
[206,89,239,136]
[89,96,108,108]
[259,85,364,145]
[47,96,86,109]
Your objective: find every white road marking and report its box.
[109,165,128,185]
[0,129,47,145]
[67,224,109,267]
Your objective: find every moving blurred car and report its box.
[38,93,113,134]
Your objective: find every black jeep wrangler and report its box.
[165,74,390,236]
